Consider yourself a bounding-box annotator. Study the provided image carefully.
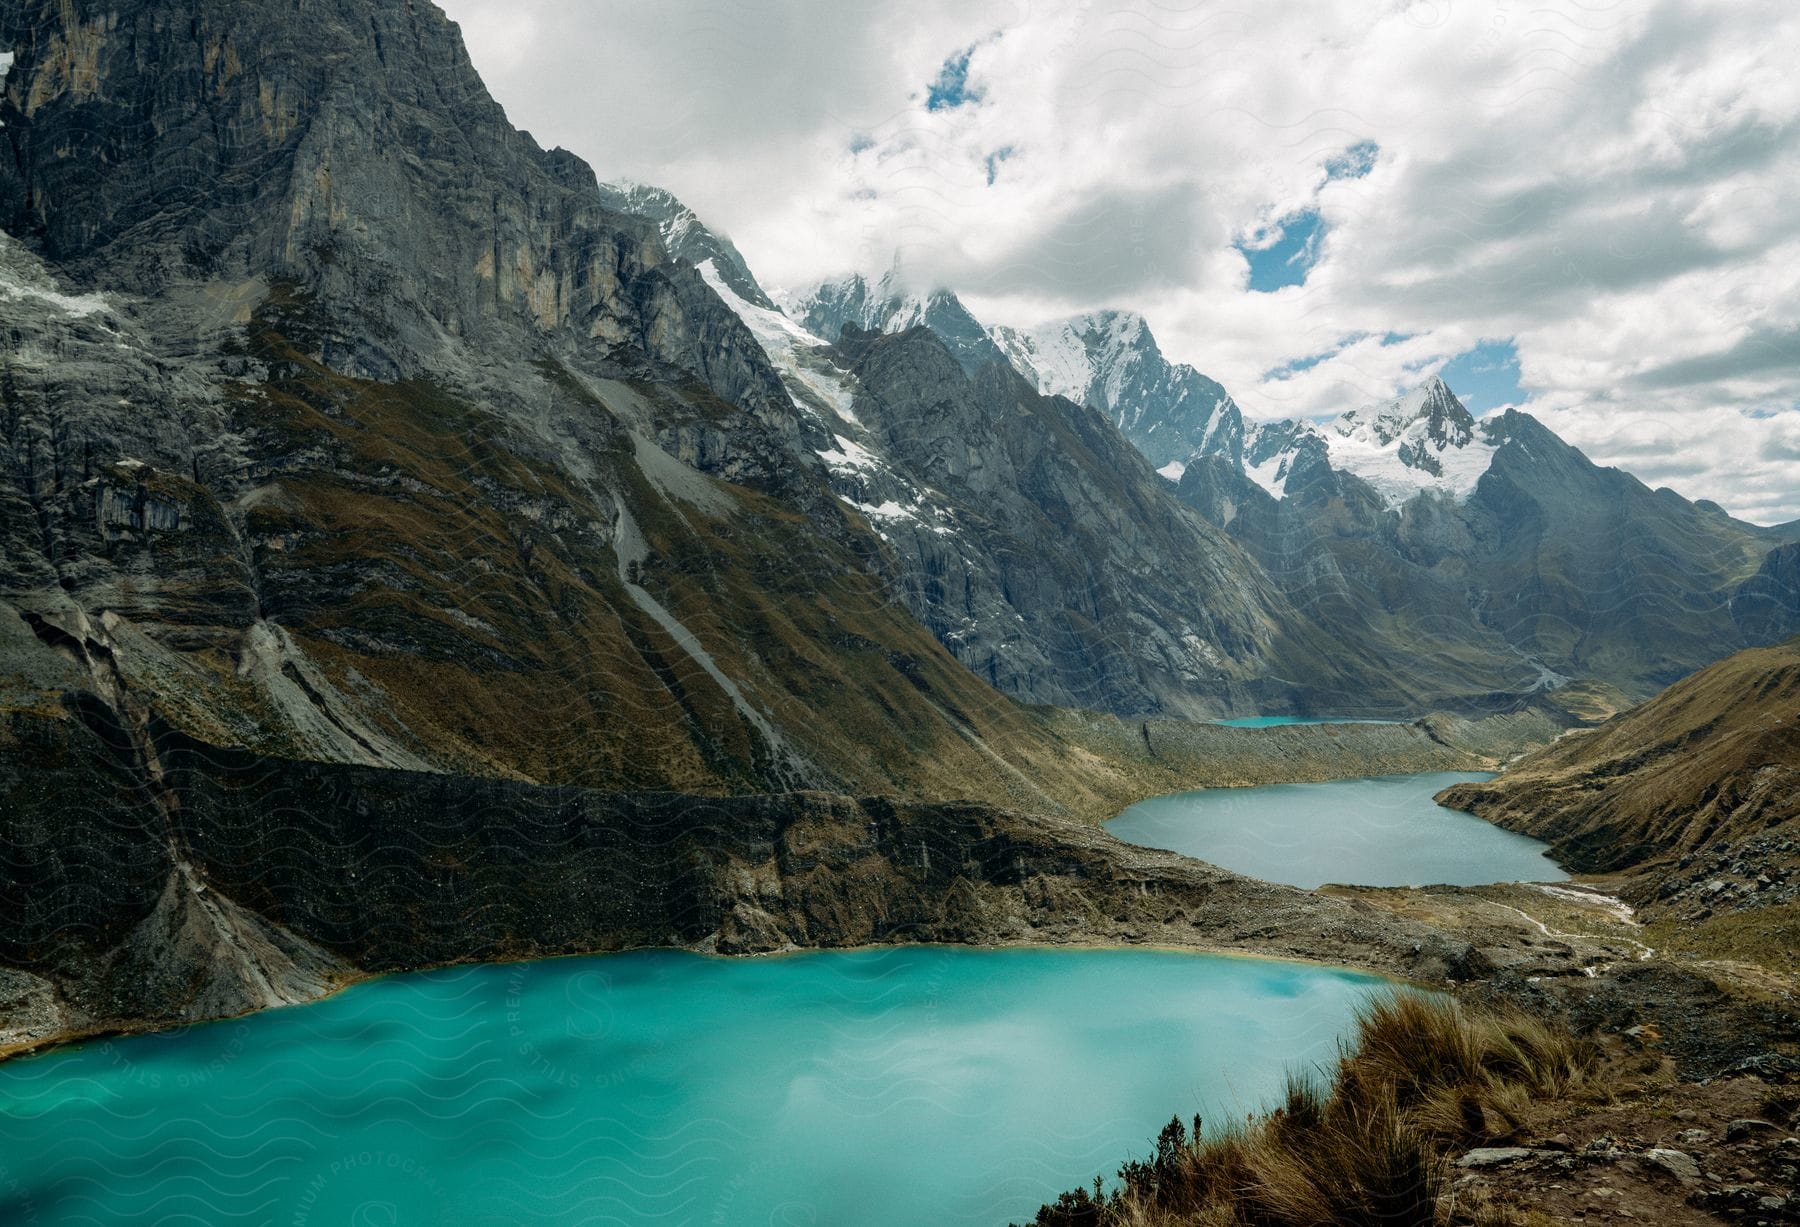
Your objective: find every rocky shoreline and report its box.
[4,703,1510,1061]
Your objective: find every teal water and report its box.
[0,947,1386,1227]
[1213,716,1408,728]
[1109,772,1568,889]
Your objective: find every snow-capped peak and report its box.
[596,179,775,310]
[775,267,1007,375]
[1322,378,1492,505]
[1237,378,1496,508]
[989,310,1152,404]
[989,309,1243,470]
[1330,376,1475,451]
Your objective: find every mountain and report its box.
[1733,541,1800,641]
[1,0,1533,1053]
[594,180,776,311]
[693,253,1367,717]
[1438,638,1799,968]
[1,0,1350,823]
[1235,377,1494,506]
[990,310,1245,472]
[777,268,1011,376]
[1172,382,1798,709]
[799,276,1800,708]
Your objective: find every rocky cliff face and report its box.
[825,325,1304,717]
[595,180,776,311]
[0,0,795,426]
[6,0,1250,810]
[1734,542,1800,642]
[1,705,1480,1057]
[990,310,1244,472]
[797,268,1797,711]
[671,239,1423,717]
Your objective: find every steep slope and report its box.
[829,325,1285,716]
[0,0,1256,813]
[797,271,1795,709]
[1733,541,1800,642]
[1439,640,1800,963]
[778,269,1010,376]
[990,310,1244,472]
[770,283,1548,713]
[1439,639,1800,873]
[594,180,776,310]
[698,250,1435,717]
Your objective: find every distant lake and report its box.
[0,947,1387,1227]
[1213,716,1410,728]
[1109,772,1567,888]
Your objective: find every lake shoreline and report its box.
[0,711,1568,1068]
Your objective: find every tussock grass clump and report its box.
[1025,993,1596,1227]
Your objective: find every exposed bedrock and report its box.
[0,707,1480,1057]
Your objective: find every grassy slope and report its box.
[1438,638,1800,873]
[1026,990,1799,1227]
[1025,994,1599,1227]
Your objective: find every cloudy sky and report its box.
[441,0,1800,524]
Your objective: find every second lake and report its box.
[1108,771,1568,889]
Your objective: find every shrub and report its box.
[1018,992,1594,1227]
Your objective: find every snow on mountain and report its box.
[596,180,775,310]
[0,232,109,317]
[989,310,1244,471]
[989,315,1132,403]
[1322,378,1497,506]
[695,260,955,537]
[776,270,1009,376]
[1235,377,1500,507]
[695,259,859,424]
[1240,419,1331,499]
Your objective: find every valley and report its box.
[0,2,1795,1225]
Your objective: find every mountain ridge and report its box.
[787,268,1799,707]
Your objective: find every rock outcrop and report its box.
[0,706,1474,1057]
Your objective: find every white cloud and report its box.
[440,0,1800,524]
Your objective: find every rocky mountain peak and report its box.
[0,0,801,435]
[1333,377,1476,450]
[595,179,775,310]
[777,269,1008,376]
[988,309,1242,471]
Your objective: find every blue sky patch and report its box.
[1437,340,1525,412]
[1263,331,1415,381]
[984,146,1014,185]
[1240,209,1326,292]
[1325,140,1380,180]
[927,45,984,111]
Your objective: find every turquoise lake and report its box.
[0,947,1387,1227]
[1109,772,1568,889]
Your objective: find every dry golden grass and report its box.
[1025,994,1597,1227]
